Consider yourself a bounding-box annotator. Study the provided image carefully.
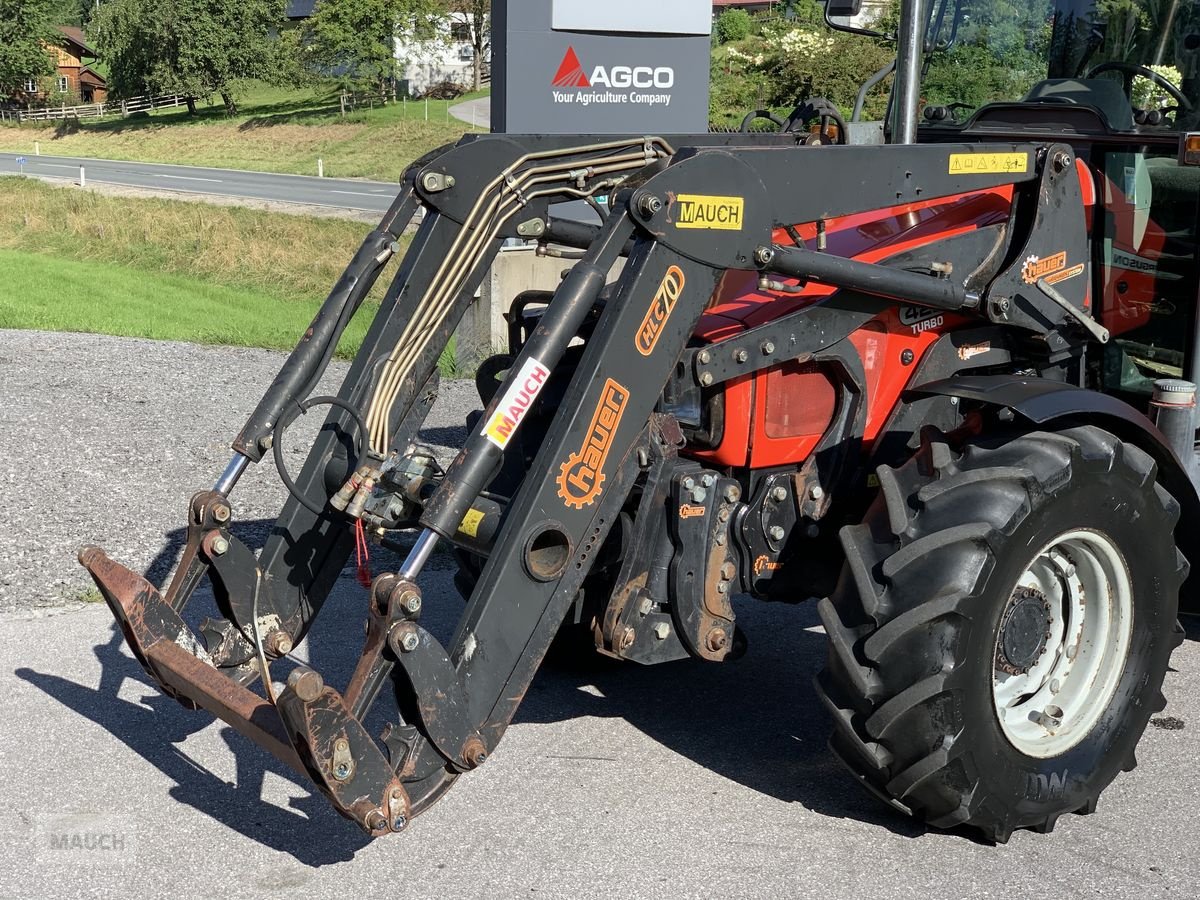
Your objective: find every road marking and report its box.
[328,189,396,198]
[152,174,223,183]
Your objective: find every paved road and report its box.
[0,152,403,214]
[449,96,491,130]
[2,331,1199,898]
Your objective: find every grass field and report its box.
[0,178,410,358]
[0,83,484,181]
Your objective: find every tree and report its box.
[91,0,286,115]
[715,8,754,44]
[446,0,488,91]
[0,0,57,99]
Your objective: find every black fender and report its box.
[913,375,1200,615]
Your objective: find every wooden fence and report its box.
[0,94,188,124]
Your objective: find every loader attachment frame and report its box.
[82,133,1092,835]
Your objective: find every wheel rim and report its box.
[991,529,1134,758]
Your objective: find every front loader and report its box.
[83,0,1200,843]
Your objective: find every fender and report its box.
[913,375,1200,614]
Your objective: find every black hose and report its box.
[272,395,369,516]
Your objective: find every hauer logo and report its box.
[551,46,674,90]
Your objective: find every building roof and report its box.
[54,25,98,57]
[286,0,317,18]
[79,65,107,87]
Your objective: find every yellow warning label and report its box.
[458,508,485,538]
[948,152,1029,175]
[674,194,744,231]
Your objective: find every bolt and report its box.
[464,740,488,768]
[701,473,716,488]
[212,503,231,523]
[724,484,741,503]
[398,629,419,652]
[690,486,707,503]
[287,666,324,702]
[653,622,670,640]
[753,246,775,266]
[761,340,775,355]
[638,595,653,616]
[620,626,636,649]
[700,372,714,386]
[770,486,788,502]
[718,508,731,523]
[1066,643,1078,660]
[392,815,407,832]
[637,194,663,217]
[715,533,726,546]
[682,476,696,491]
[721,562,737,580]
[706,628,729,652]
[809,485,825,501]
[1052,150,1072,173]
[365,811,387,831]
[400,590,422,615]
[1050,678,1061,694]
[258,434,274,451]
[717,581,729,594]
[334,762,350,780]
[769,525,786,541]
[901,349,914,366]
[335,738,349,753]
[698,349,712,364]
[210,536,229,556]
[734,348,749,364]
[268,631,293,656]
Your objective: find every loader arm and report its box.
[82,135,1093,835]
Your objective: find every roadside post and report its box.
[34,142,39,156]
[16,157,25,175]
[318,158,324,178]
[79,166,85,188]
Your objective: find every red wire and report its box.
[354,519,372,588]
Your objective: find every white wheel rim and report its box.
[991,529,1134,758]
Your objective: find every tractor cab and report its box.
[892,0,1200,403]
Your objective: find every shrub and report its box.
[715,8,754,43]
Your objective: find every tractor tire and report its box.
[815,425,1187,842]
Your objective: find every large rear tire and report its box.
[815,425,1187,841]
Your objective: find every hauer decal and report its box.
[636,265,685,356]
[674,194,744,231]
[556,378,629,509]
[480,357,550,449]
[550,46,675,108]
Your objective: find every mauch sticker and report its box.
[636,265,685,356]
[957,341,991,361]
[556,378,629,509]
[673,194,744,231]
[480,357,551,449]
[678,504,705,519]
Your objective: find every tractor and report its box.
[82,0,1200,843]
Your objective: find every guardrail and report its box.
[0,94,188,124]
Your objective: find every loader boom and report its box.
[83,131,1101,834]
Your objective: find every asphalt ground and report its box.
[1,329,1199,898]
[0,152,403,214]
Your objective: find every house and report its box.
[284,1,486,95]
[17,26,108,105]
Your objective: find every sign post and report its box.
[490,0,712,134]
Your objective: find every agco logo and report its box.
[551,46,675,90]
[635,265,685,356]
[556,378,629,509]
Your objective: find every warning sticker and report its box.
[948,152,1029,175]
[458,508,485,538]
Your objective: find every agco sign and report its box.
[552,46,675,90]
[551,46,675,108]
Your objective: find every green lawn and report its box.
[0,82,486,181]
[0,248,374,354]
